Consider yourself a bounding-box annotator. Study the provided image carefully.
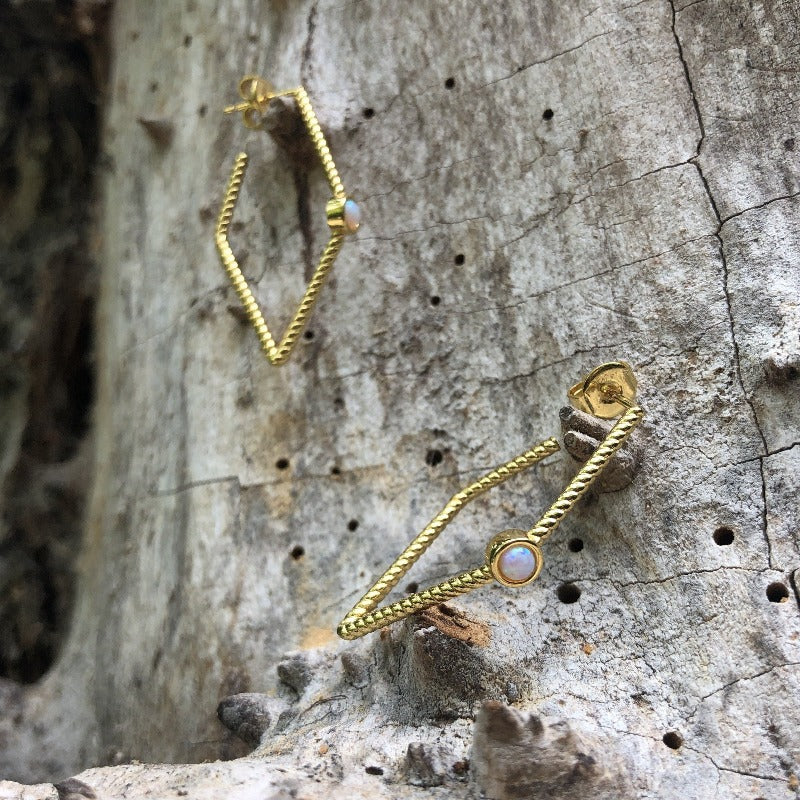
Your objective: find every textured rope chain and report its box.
[338,439,560,638]
[527,405,644,544]
[337,404,644,639]
[215,87,349,366]
[291,88,345,198]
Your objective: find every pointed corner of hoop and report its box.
[336,622,351,640]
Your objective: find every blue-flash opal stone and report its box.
[498,544,537,583]
[343,199,361,232]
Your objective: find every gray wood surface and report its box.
[2,1,799,797]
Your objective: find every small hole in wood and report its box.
[198,104,208,117]
[444,77,455,89]
[662,731,683,749]
[290,545,305,560]
[149,81,159,93]
[557,582,581,604]
[365,765,384,775]
[362,107,375,119]
[454,253,465,265]
[183,34,192,47]
[426,449,443,467]
[542,108,554,120]
[304,329,315,340]
[347,519,359,532]
[766,581,789,603]
[568,537,584,552]
[333,397,345,411]
[430,295,441,306]
[713,526,734,545]
[275,458,289,470]
[406,582,419,594]
[330,465,341,476]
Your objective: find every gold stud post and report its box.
[222,75,276,129]
[568,361,637,418]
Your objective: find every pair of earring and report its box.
[214,77,646,639]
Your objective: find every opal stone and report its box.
[343,199,361,233]
[497,544,537,584]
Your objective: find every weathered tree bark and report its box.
[2,1,799,798]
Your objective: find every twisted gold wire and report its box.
[344,440,561,620]
[337,403,644,640]
[527,405,644,544]
[337,439,560,640]
[337,566,494,640]
[292,88,345,198]
[215,86,350,366]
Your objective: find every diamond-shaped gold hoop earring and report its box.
[215,76,360,366]
[337,362,644,640]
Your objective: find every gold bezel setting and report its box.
[487,530,544,587]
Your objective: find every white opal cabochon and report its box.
[343,199,361,232]
[496,544,538,584]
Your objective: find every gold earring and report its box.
[337,362,644,640]
[215,76,360,366]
